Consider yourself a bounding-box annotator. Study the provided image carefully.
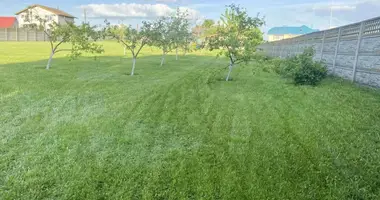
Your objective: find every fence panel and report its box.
[0,27,47,42]
[259,16,380,87]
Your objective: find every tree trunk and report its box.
[131,56,136,76]
[176,47,178,60]
[160,51,165,67]
[226,62,234,81]
[46,51,54,70]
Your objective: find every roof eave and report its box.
[15,5,76,19]
[57,15,76,19]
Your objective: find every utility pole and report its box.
[329,0,333,28]
[84,8,87,24]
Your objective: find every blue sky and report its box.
[1,0,380,35]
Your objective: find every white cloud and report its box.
[156,0,177,2]
[308,0,380,24]
[79,3,200,19]
[259,0,380,34]
[313,4,356,11]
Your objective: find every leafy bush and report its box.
[294,60,327,86]
[277,48,327,86]
[255,53,282,73]
[279,56,300,77]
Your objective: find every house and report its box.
[268,25,318,42]
[15,4,75,28]
[0,17,18,28]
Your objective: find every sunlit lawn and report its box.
[1,42,380,199]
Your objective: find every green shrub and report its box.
[278,48,327,86]
[279,56,299,77]
[259,57,283,74]
[294,59,327,86]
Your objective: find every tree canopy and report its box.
[105,21,154,75]
[202,19,215,28]
[145,9,192,66]
[24,8,103,69]
[207,4,265,81]
[171,9,192,60]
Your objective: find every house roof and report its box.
[0,17,17,28]
[15,4,75,18]
[268,25,318,35]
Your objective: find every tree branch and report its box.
[114,35,132,50]
[44,29,51,38]
[49,40,54,52]
[53,40,65,52]
[120,40,132,50]
[43,30,54,52]
[55,49,72,53]
[228,53,234,64]
[235,60,245,65]
[135,42,146,58]
[225,45,235,64]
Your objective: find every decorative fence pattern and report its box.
[0,28,48,41]
[259,17,380,87]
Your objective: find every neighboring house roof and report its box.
[268,25,318,35]
[15,4,75,18]
[0,17,17,28]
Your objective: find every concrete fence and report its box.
[259,16,380,87]
[0,28,48,41]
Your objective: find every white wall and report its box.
[58,16,74,25]
[17,7,54,28]
[17,7,74,28]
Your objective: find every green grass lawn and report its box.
[1,42,380,199]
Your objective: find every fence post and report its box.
[285,41,288,57]
[4,28,7,41]
[35,29,37,41]
[16,27,18,41]
[352,22,365,82]
[320,31,326,61]
[26,30,28,41]
[296,38,300,55]
[303,38,307,53]
[272,44,275,57]
[332,28,342,74]
[294,40,296,56]
[286,40,289,57]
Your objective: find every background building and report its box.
[0,17,18,28]
[15,4,75,28]
[268,25,318,42]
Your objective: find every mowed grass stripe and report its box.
[1,42,380,199]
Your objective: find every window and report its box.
[24,10,33,21]
[45,15,53,21]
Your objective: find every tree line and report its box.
[26,4,265,81]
